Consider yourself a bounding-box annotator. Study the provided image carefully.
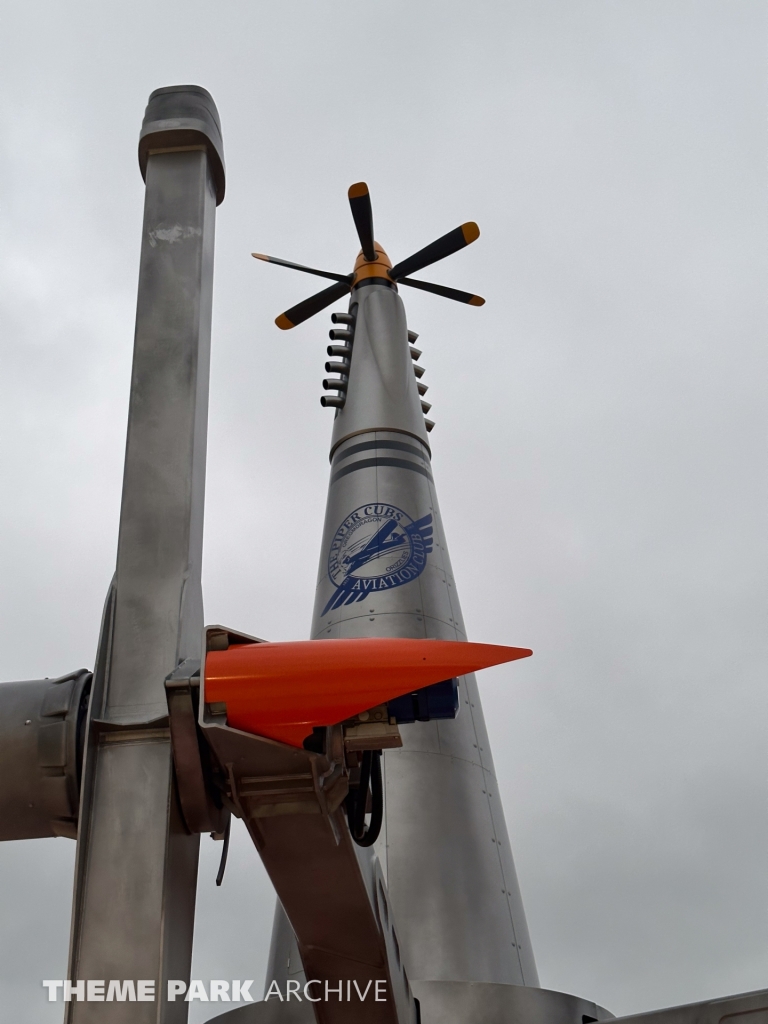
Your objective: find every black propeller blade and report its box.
[348,182,376,261]
[399,277,485,306]
[389,222,480,281]
[276,278,353,331]
[253,185,483,329]
[252,253,348,283]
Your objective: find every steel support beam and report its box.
[64,85,224,1023]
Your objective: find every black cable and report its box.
[355,750,383,847]
[346,750,385,848]
[352,750,372,839]
[215,814,231,887]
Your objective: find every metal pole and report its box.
[64,85,224,1023]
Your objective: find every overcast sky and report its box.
[0,2,766,1022]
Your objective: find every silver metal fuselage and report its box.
[273,279,538,990]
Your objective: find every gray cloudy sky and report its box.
[0,2,765,1021]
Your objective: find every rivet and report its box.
[24,720,31,726]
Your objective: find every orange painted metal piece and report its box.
[204,637,532,748]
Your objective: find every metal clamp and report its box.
[165,658,227,835]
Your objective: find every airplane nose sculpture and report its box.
[251,181,542,1006]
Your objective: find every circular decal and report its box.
[322,503,433,614]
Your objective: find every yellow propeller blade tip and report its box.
[275,314,294,330]
[348,182,369,199]
[469,295,485,306]
[252,252,268,260]
[461,222,480,244]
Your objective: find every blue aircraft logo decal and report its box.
[323,503,434,615]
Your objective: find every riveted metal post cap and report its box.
[138,84,226,204]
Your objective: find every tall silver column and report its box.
[305,282,538,988]
[65,86,224,1023]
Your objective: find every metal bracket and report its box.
[165,658,227,835]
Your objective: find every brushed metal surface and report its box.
[64,86,223,1023]
[209,1001,315,1024]
[265,901,307,991]
[0,671,90,840]
[315,297,535,986]
[103,149,215,727]
[609,988,768,1024]
[207,984,768,1024]
[69,733,198,1024]
[199,712,417,1024]
[330,286,429,455]
[267,283,538,991]
[314,445,538,983]
[139,84,225,204]
[410,980,613,1024]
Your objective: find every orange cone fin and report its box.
[204,637,531,748]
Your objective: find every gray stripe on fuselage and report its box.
[330,456,433,484]
[333,438,431,465]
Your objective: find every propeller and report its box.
[399,277,484,306]
[388,222,480,281]
[347,182,376,261]
[251,253,349,283]
[275,279,353,331]
[252,184,484,330]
